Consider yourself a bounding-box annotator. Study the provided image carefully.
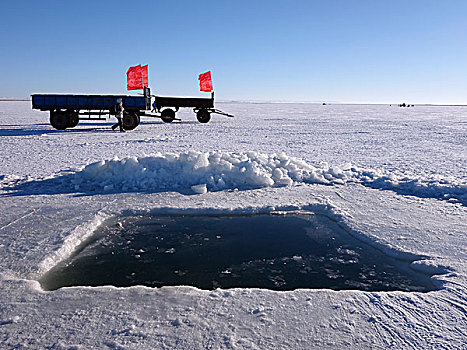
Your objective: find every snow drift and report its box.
[61,151,466,204]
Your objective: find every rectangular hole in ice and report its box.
[39,213,439,292]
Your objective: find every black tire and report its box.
[196,109,211,123]
[161,109,175,123]
[50,111,69,130]
[67,110,79,128]
[122,111,140,130]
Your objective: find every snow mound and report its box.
[70,151,337,193]
[349,167,467,204]
[65,151,466,204]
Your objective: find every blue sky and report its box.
[1,0,467,104]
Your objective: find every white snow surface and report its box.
[0,101,466,349]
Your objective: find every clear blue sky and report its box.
[1,0,467,104]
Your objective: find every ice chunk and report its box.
[191,184,208,194]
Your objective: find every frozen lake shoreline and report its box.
[0,102,465,348]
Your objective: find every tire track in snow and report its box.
[357,292,466,349]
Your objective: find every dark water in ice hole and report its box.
[40,214,437,292]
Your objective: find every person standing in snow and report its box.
[112,99,125,132]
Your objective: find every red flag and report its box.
[127,65,142,90]
[142,65,148,87]
[199,71,213,92]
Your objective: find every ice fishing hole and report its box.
[40,213,438,292]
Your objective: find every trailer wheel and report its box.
[161,109,175,123]
[122,111,140,130]
[196,109,211,123]
[50,110,69,130]
[67,110,79,128]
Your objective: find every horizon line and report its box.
[1,98,466,107]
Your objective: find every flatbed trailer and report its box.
[31,88,233,130]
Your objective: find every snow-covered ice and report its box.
[0,101,466,348]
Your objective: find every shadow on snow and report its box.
[0,119,200,136]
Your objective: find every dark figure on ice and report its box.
[112,99,125,132]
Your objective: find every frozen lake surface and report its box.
[0,101,465,348]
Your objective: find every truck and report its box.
[31,87,233,130]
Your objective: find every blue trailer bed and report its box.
[32,94,149,111]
